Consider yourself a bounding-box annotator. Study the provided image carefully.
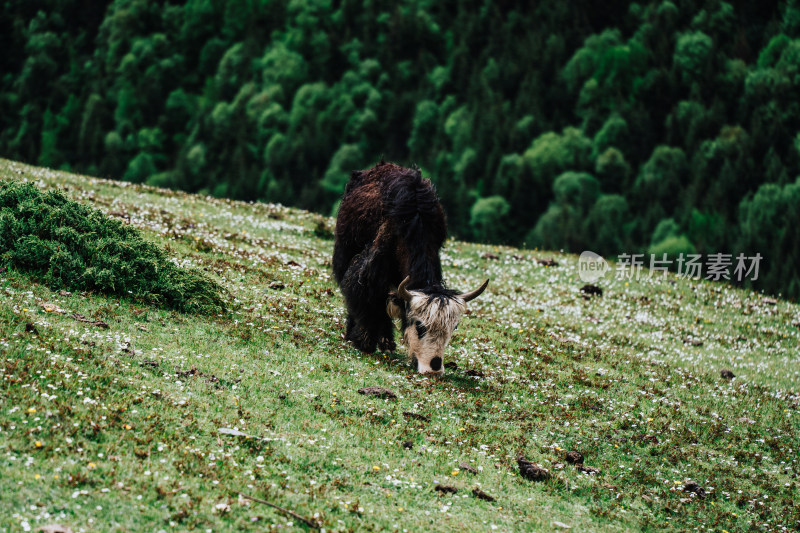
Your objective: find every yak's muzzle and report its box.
[414,354,444,375]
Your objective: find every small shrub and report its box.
[313,218,334,240]
[0,180,226,314]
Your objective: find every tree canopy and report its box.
[1,0,799,298]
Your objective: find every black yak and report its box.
[332,160,489,375]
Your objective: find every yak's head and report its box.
[387,276,489,375]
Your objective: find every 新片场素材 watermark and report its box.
[577,251,762,283]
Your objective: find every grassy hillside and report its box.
[1,158,798,532]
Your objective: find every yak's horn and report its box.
[397,276,413,302]
[458,279,490,302]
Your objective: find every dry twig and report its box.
[238,492,319,529]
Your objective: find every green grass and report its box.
[0,158,798,532]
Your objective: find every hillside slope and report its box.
[1,159,798,532]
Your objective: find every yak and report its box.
[332,160,488,375]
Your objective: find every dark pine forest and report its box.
[1,0,799,297]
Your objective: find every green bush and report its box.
[470,195,511,243]
[649,235,697,260]
[0,180,226,314]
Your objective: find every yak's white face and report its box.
[387,291,465,375]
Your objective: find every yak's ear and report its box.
[345,170,363,193]
[386,292,404,319]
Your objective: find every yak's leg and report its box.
[340,248,394,353]
[345,314,356,340]
[364,297,395,353]
[367,253,397,352]
[377,316,396,352]
[332,238,355,285]
[344,313,376,352]
[340,251,378,353]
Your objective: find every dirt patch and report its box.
[435,485,458,494]
[537,258,559,267]
[720,369,735,379]
[134,448,149,459]
[357,386,397,399]
[565,451,584,464]
[580,284,602,297]
[71,313,109,329]
[41,302,65,314]
[177,367,198,378]
[402,440,413,450]
[25,322,38,334]
[402,411,430,422]
[577,465,600,475]
[459,461,478,474]
[517,457,551,481]
[472,488,495,502]
[683,481,706,498]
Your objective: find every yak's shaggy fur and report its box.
[333,161,461,356]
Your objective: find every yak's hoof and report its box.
[351,337,377,354]
[378,337,396,352]
[360,343,377,354]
